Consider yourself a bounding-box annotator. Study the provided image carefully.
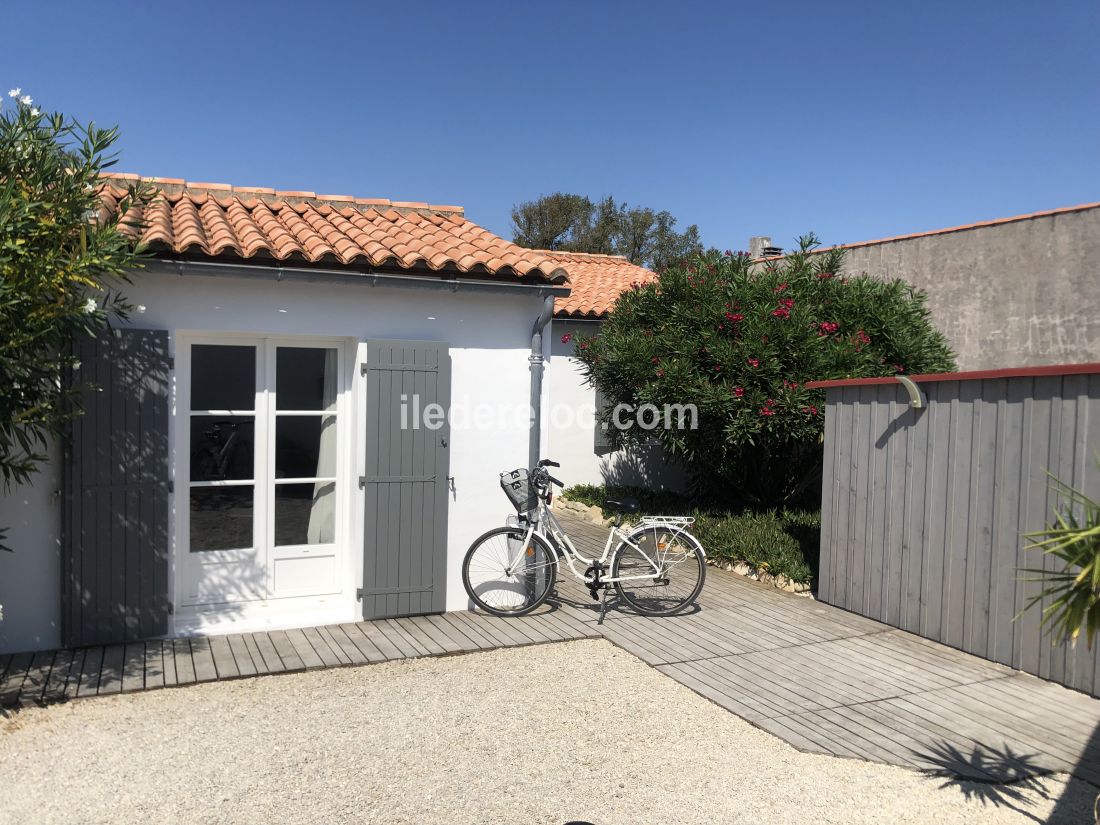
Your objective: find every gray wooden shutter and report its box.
[62,328,171,646]
[594,385,614,455]
[361,340,451,619]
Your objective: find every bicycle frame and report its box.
[515,497,699,586]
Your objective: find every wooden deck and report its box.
[3,511,1100,786]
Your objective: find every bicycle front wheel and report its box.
[462,527,558,617]
[611,526,705,616]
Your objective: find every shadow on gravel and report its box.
[914,740,1095,824]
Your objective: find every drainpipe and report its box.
[529,295,555,471]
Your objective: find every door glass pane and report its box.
[274,482,335,546]
[191,345,256,411]
[190,417,255,481]
[277,347,338,411]
[275,416,336,478]
[190,487,254,551]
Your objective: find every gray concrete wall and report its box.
[836,207,1100,370]
[819,372,1100,696]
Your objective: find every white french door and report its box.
[180,336,345,608]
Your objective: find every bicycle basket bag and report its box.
[500,468,539,513]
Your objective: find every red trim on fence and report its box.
[805,362,1100,390]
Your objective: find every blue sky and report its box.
[5,1,1097,252]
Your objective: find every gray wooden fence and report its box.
[816,366,1100,696]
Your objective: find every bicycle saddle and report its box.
[603,497,639,513]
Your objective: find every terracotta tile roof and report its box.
[541,250,656,319]
[99,174,568,283]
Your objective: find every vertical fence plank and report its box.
[817,401,838,603]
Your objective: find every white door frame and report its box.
[173,332,352,616]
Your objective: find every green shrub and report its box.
[573,238,956,508]
[561,483,690,517]
[693,510,813,583]
[560,484,818,584]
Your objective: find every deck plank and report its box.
[0,652,32,705]
[338,624,387,663]
[251,632,288,673]
[285,628,326,669]
[172,639,196,685]
[301,626,345,668]
[378,620,427,658]
[120,643,147,692]
[43,649,75,702]
[353,621,405,660]
[226,634,259,677]
[208,636,239,680]
[21,650,55,704]
[322,626,370,665]
[189,638,218,682]
[268,631,305,671]
[143,641,165,689]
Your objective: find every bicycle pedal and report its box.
[587,588,600,602]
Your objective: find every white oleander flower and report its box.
[29,107,38,116]
[136,304,147,313]
[83,297,97,314]
[8,88,20,98]
[19,95,31,106]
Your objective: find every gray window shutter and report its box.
[361,340,451,619]
[62,328,171,646]
[594,385,614,456]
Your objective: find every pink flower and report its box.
[779,297,794,308]
[725,312,744,323]
[771,307,790,319]
[774,282,789,292]
[748,358,760,368]
[560,333,572,344]
[759,407,776,417]
[656,368,665,377]
[733,387,745,397]
[818,271,834,279]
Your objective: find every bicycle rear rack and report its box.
[637,515,695,527]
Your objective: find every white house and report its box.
[0,175,571,653]
[0,176,691,655]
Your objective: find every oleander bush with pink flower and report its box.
[574,235,956,508]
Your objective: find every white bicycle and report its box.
[462,460,706,617]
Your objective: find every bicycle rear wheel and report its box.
[462,527,558,616]
[611,526,705,616]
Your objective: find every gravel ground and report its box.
[0,639,1094,825]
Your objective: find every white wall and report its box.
[0,268,546,652]
[546,319,687,491]
[0,441,62,652]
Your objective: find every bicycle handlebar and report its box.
[538,459,560,468]
[530,465,564,489]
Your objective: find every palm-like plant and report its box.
[1022,465,1100,647]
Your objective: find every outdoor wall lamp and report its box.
[896,375,925,409]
